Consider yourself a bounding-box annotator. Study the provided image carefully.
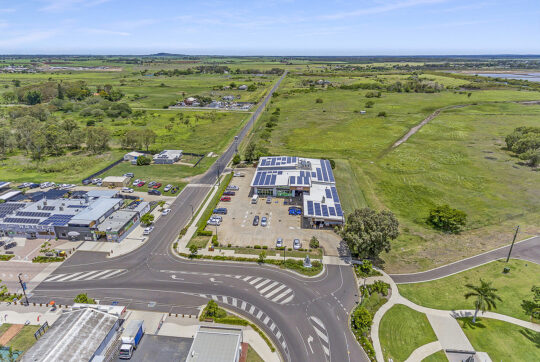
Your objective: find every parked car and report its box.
[82,179,92,185]
[143,226,154,235]
[91,178,102,184]
[40,182,50,189]
[288,207,302,215]
[162,209,171,216]
[223,191,236,196]
[226,185,239,191]
[5,242,17,249]
[266,197,272,204]
[96,181,103,187]
[233,172,245,177]
[148,181,157,187]
[28,183,39,189]
[152,183,162,189]
[210,215,223,222]
[123,173,134,178]
[132,179,141,186]
[121,187,134,193]
[148,189,161,196]
[293,239,301,250]
[137,181,146,187]
[253,215,259,226]
[261,216,268,227]
[163,184,173,192]
[220,196,231,202]
[207,219,220,226]
[0,241,5,248]
[276,238,283,248]
[213,208,228,215]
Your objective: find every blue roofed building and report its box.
[250,156,344,227]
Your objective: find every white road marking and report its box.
[254,279,271,289]
[98,269,125,279]
[55,272,85,282]
[259,281,279,294]
[45,274,67,282]
[249,277,262,285]
[264,284,287,298]
[86,270,116,280]
[272,288,293,303]
[279,294,294,304]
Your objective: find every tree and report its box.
[140,129,157,151]
[140,213,154,226]
[315,98,323,103]
[351,307,372,333]
[57,83,64,100]
[309,236,319,249]
[365,100,374,108]
[244,141,256,162]
[247,84,257,91]
[136,155,151,166]
[25,90,42,105]
[427,204,467,233]
[464,279,502,323]
[189,244,198,258]
[521,285,540,321]
[232,154,241,165]
[74,293,95,304]
[12,79,20,87]
[203,300,226,319]
[258,251,267,263]
[339,208,399,259]
[85,127,110,154]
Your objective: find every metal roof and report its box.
[186,326,242,362]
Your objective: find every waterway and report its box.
[474,72,540,82]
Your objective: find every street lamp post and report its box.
[505,225,520,263]
[18,273,29,306]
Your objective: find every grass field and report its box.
[398,259,540,321]
[246,345,265,362]
[458,317,540,361]
[379,304,438,362]
[422,350,448,362]
[252,72,540,272]
[6,325,40,351]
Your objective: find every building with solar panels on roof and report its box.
[250,156,344,227]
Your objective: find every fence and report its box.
[34,321,49,340]
[82,157,124,184]
[184,152,205,167]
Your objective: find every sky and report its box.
[0,0,539,55]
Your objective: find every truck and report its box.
[118,320,145,360]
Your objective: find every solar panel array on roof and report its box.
[314,202,322,216]
[29,189,68,202]
[322,204,329,217]
[325,188,332,199]
[331,187,340,203]
[329,207,336,216]
[4,217,40,224]
[325,160,335,182]
[16,211,51,218]
[0,203,25,218]
[335,204,343,217]
[42,206,55,211]
[260,156,297,167]
[252,170,281,186]
[39,214,74,226]
[307,201,314,215]
[68,205,87,209]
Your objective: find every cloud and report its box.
[0,30,58,47]
[40,0,111,12]
[319,0,448,20]
[83,28,130,36]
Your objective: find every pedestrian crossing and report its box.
[166,270,295,304]
[44,269,127,283]
[235,275,294,304]
[309,316,331,360]
[190,292,290,360]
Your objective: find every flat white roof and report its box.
[102,176,129,183]
[186,326,242,362]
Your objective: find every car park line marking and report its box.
[222,296,228,304]
[276,331,282,339]
[264,284,287,298]
[270,322,276,332]
[259,281,279,294]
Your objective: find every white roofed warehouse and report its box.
[250,156,344,227]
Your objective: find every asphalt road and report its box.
[390,235,540,284]
[29,71,369,362]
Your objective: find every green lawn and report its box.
[0,323,12,336]
[458,317,540,361]
[379,304,438,362]
[246,345,265,362]
[8,325,40,351]
[398,259,540,321]
[422,350,448,362]
[251,75,540,272]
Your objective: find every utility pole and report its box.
[190,204,194,219]
[216,160,221,186]
[18,273,29,306]
[505,225,520,263]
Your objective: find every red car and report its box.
[137,181,145,187]
[220,196,231,202]
[153,183,162,189]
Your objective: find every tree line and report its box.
[505,126,540,167]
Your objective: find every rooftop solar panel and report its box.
[42,206,55,211]
[278,171,282,175]
[4,217,40,224]
[329,207,336,216]
[316,168,322,181]
[325,189,332,199]
[314,203,322,216]
[67,205,87,208]
[270,175,277,185]
[312,172,316,177]
[304,176,310,185]
[322,205,329,217]
[254,172,262,186]
[297,176,302,184]
[335,204,343,217]
[326,160,335,182]
[289,176,295,185]
[307,201,314,215]
[16,211,51,218]
[264,174,272,185]
[331,187,340,203]
[287,156,291,163]
[293,157,297,162]
[321,160,329,182]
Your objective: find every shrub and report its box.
[232,154,241,165]
[74,293,95,304]
[254,245,261,249]
[136,155,152,166]
[315,98,323,103]
[351,306,372,333]
[227,243,232,248]
[189,244,198,257]
[427,204,467,233]
[258,251,267,263]
[212,235,218,246]
[262,245,268,250]
[377,111,387,117]
[309,236,319,249]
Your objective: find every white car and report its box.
[233,172,245,177]
[276,238,283,248]
[207,218,221,226]
[162,208,171,216]
[132,179,141,186]
[261,216,268,227]
[164,184,173,192]
[226,185,239,191]
[143,226,154,235]
[92,178,102,184]
[122,187,134,193]
[293,239,301,250]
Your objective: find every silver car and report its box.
[293,239,301,250]
[261,217,268,227]
[276,238,283,248]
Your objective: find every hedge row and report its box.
[196,173,233,236]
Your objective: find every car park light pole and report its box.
[18,273,29,306]
[505,225,520,263]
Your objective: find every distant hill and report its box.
[148,53,187,57]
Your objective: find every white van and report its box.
[251,194,259,204]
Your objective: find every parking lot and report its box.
[211,168,341,255]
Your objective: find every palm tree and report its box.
[464,279,502,323]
